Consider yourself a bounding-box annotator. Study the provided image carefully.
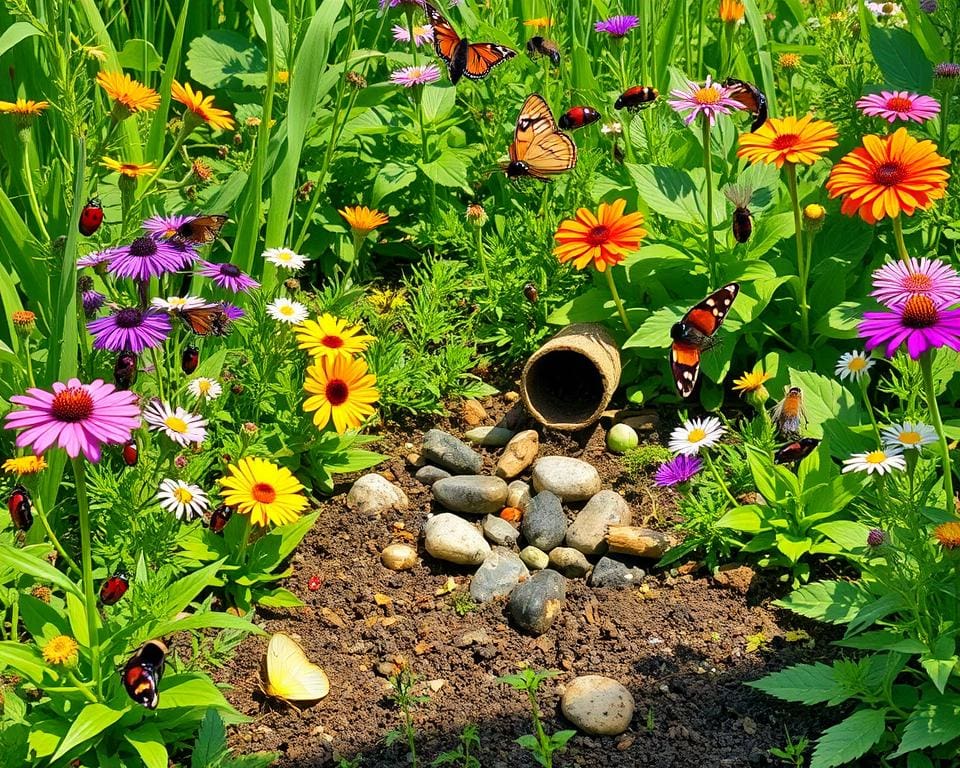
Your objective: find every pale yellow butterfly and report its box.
[263,632,330,704]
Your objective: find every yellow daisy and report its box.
[219,456,308,527]
[0,98,49,117]
[96,71,160,116]
[102,157,158,178]
[732,370,773,395]
[303,355,379,434]
[42,635,79,667]
[2,455,47,476]
[295,314,374,360]
[171,81,235,131]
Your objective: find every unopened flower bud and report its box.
[803,204,826,232]
[867,528,886,547]
[12,310,35,336]
[465,204,488,227]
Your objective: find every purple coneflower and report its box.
[867,528,887,547]
[871,257,960,308]
[143,214,190,239]
[654,455,703,487]
[856,91,940,124]
[86,307,172,353]
[935,62,960,79]
[595,15,640,37]
[390,64,441,87]
[107,236,194,281]
[196,261,260,293]
[859,295,960,359]
[668,75,744,126]
[221,303,245,320]
[392,23,433,45]
[3,378,141,463]
[77,247,121,269]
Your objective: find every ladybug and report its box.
[100,572,129,605]
[181,345,199,375]
[122,440,139,467]
[78,198,104,237]
[8,484,32,531]
[114,351,137,390]
[307,575,321,591]
[615,86,659,111]
[209,504,233,534]
[558,106,601,131]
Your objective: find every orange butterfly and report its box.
[177,303,230,337]
[423,2,516,84]
[502,94,577,182]
[174,215,228,245]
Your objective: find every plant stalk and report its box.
[72,457,101,698]
[604,268,633,334]
[920,351,955,517]
[784,163,808,347]
[701,116,718,286]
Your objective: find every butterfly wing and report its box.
[178,304,227,336]
[463,42,516,80]
[265,633,330,703]
[177,215,228,244]
[423,2,461,65]
[670,283,740,398]
[511,94,576,179]
[670,341,702,399]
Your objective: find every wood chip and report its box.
[584,598,602,626]
[320,607,347,628]
[414,641,434,655]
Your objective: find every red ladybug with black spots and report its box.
[559,106,601,131]
[79,198,104,237]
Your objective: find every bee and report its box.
[771,386,807,437]
[723,182,755,244]
[526,36,561,67]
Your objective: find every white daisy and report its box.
[150,295,208,313]
[842,447,906,475]
[262,247,309,272]
[157,479,208,521]
[668,416,725,456]
[835,351,874,382]
[601,121,622,136]
[866,1,901,17]
[266,297,309,325]
[188,377,222,401]
[880,422,937,452]
[143,400,207,446]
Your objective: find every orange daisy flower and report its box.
[737,114,838,168]
[0,98,49,117]
[171,81,235,131]
[934,521,960,549]
[339,206,389,237]
[719,0,745,23]
[825,127,950,224]
[96,71,160,115]
[553,199,647,272]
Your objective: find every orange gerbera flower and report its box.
[737,115,838,168]
[171,81,235,131]
[102,157,157,178]
[339,206,389,237]
[825,127,950,224]
[553,199,647,272]
[934,521,960,549]
[719,0,745,23]
[96,71,159,115]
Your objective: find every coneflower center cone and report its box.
[886,97,913,112]
[326,380,349,405]
[587,225,610,244]
[51,388,95,422]
[221,264,242,277]
[130,237,157,257]
[902,273,934,292]
[694,88,721,105]
[902,295,938,328]
[875,162,905,186]
[116,308,143,328]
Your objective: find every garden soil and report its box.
[221,392,835,767]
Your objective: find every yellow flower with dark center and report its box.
[339,206,389,237]
[3,454,47,476]
[737,115,839,168]
[295,314,374,360]
[95,71,160,116]
[719,0,745,23]
[171,81,235,132]
[934,521,960,549]
[219,456,308,527]
[303,355,380,434]
[42,635,79,667]
[102,157,158,178]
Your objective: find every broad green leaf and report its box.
[0,544,83,599]
[835,631,926,654]
[186,31,267,89]
[810,708,887,768]
[774,580,872,624]
[846,592,905,637]
[627,165,724,225]
[421,83,456,123]
[257,587,304,608]
[147,0,190,159]
[716,505,765,533]
[748,662,851,705]
[0,22,41,58]
[814,521,873,551]
[148,610,263,641]
[869,26,932,91]
[892,696,960,756]
[116,39,162,71]
[622,305,683,349]
[157,674,236,712]
[776,533,812,564]
[371,162,418,206]
[29,719,69,759]
[125,725,168,768]
[66,592,89,646]
[920,636,958,694]
[418,149,472,191]
[51,702,126,762]
[157,560,225,620]
[789,369,862,435]
[0,641,50,684]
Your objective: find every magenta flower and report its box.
[859,295,960,359]
[379,0,423,8]
[87,307,172,353]
[595,15,640,37]
[4,378,141,462]
[654,455,703,487]
[871,257,960,308]
[222,303,245,320]
[935,63,960,79]
[390,64,442,87]
[78,247,121,269]
[668,75,744,126]
[856,91,940,124]
[143,214,190,239]
[392,23,433,46]
[197,261,260,293]
[107,236,194,281]
[82,289,105,317]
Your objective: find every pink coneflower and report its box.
[392,24,433,45]
[143,214,190,239]
[935,63,960,79]
[859,295,960,359]
[196,261,260,293]
[595,15,640,37]
[86,307,172,353]
[107,236,194,281]
[4,378,141,462]
[668,75,744,126]
[856,91,940,124]
[871,257,960,308]
[390,64,441,87]
[78,247,121,269]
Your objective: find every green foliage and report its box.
[497,669,575,768]
[621,444,672,478]
[191,710,279,768]
[431,725,481,768]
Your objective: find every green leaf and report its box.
[147,0,190,160]
[418,149,472,191]
[0,22,42,58]
[0,544,83,600]
[157,674,237,712]
[257,587,304,608]
[774,580,872,624]
[716,505,765,533]
[0,641,50,684]
[622,305,683,349]
[124,725,168,768]
[157,560,225,620]
[846,592,905,637]
[868,26,932,91]
[371,162,418,207]
[892,695,960,756]
[116,39,162,71]
[789,369,862,437]
[776,533,813,564]
[51,702,126,762]
[148,609,263,641]
[920,637,958,694]
[421,83,457,123]
[627,165,724,225]
[748,662,852,705]
[66,592,89,646]
[28,719,69,759]
[192,710,228,768]
[186,31,266,89]
[810,708,887,768]
[835,631,926,654]
[814,521,873,551]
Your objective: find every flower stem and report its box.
[703,452,738,507]
[150,346,166,401]
[604,268,633,334]
[23,336,35,389]
[474,226,491,299]
[65,670,99,703]
[858,376,882,444]
[891,215,911,266]
[71,458,101,698]
[784,163,808,347]
[701,117,718,286]
[32,491,81,577]
[920,351,955,517]
[21,136,50,242]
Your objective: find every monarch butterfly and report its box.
[174,214,228,245]
[424,1,516,84]
[177,304,230,337]
[558,106,601,131]
[262,632,330,706]
[670,284,740,399]
[502,94,577,182]
[723,78,768,131]
[526,36,561,67]
[122,639,167,709]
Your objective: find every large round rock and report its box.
[521,490,567,551]
[433,476,508,515]
[561,675,635,735]
[423,513,491,565]
[509,569,566,635]
[566,490,632,554]
[346,474,409,517]
[422,429,483,475]
[532,456,602,502]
